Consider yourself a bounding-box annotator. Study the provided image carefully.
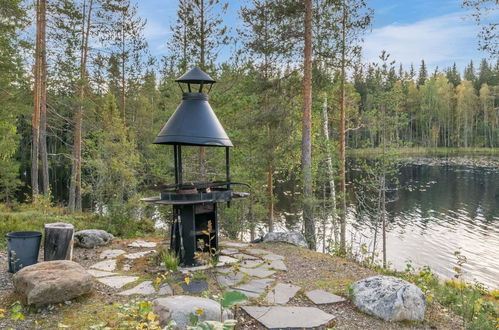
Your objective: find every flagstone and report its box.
[233,278,274,298]
[221,242,249,248]
[124,250,156,259]
[87,269,118,278]
[262,254,284,261]
[305,289,346,304]
[240,267,275,278]
[216,272,245,288]
[242,306,335,329]
[97,276,139,289]
[246,248,270,255]
[118,281,155,296]
[128,240,157,248]
[100,249,125,259]
[265,283,301,305]
[90,259,117,272]
[221,248,239,255]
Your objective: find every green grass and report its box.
[0,203,158,248]
[159,248,179,271]
[348,147,499,157]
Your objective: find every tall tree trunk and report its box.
[322,97,337,244]
[121,9,126,124]
[69,0,93,212]
[302,0,314,249]
[338,2,347,253]
[40,0,49,195]
[31,0,42,198]
[198,0,206,181]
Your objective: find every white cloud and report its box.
[362,12,484,70]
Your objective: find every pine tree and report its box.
[417,60,427,86]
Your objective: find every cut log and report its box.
[44,223,74,261]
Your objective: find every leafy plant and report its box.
[116,300,160,329]
[220,291,248,309]
[10,301,24,321]
[186,320,237,330]
[161,249,179,271]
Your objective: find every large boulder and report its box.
[153,296,232,328]
[13,260,93,306]
[262,231,308,248]
[351,275,426,322]
[74,229,114,248]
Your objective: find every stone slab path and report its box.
[83,240,346,328]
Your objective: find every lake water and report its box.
[276,157,499,289]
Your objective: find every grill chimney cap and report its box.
[175,67,216,84]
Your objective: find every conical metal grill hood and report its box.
[154,92,233,147]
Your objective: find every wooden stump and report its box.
[44,223,74,261]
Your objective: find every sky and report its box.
[137,0,493,73]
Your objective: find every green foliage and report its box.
[10,301,24,321]
[115,300,161,329]
[186,320,237,330]
[220,291,248,309]
[0,203,157,248]
[160,249,180,271]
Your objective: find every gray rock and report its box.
[232,253,258,260]
[245,248,270,255]
[179,264,212,274]
[74,229,114,248]
[87,269,117,278]
[100,249,125,259]
[265,283,301,305]
[351,275,426,322]
[128,240,157,248]
[217,255,238,266]
[233,278,274,298]
[221,242,249,248]
[305,289,345,304]
[124,250,156,259]
[119,281,155,296]
[158,283,173,296]
[216,272,245,287]
[97,276,139,289]
[13,260,93,306]
[262,254,284,261]
[221,248,239,255]
[239,259,263,268]
[263,260,287,271]
[153,296,232,328]
[262,231,308,248]
[240,267,275,278]
[90,259,117,272]
[181,280,208,294]
[242,306,335,329]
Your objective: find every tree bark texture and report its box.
[44,223,74,261]
[31,0,42,197]
[39,0,49,195]
[338,2,347,253]
[302,0,315,249]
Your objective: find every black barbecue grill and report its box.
[143,67,249,266]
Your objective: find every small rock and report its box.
[153,296,232,328]
[158,283,173,296]
[124,250,156,259]
[74,229,114,249]
[305,289,345,304]
[128,240,157,248]
[262,231,308,248]
[119,281,155,296]
[97,276,139,289]
[89,259,117,272]
[351,275,426,321]
[100,249,125,259]
[13,260,93,306]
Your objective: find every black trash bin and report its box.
[6,231,42,273]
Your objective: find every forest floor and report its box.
[0,237,463,329]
